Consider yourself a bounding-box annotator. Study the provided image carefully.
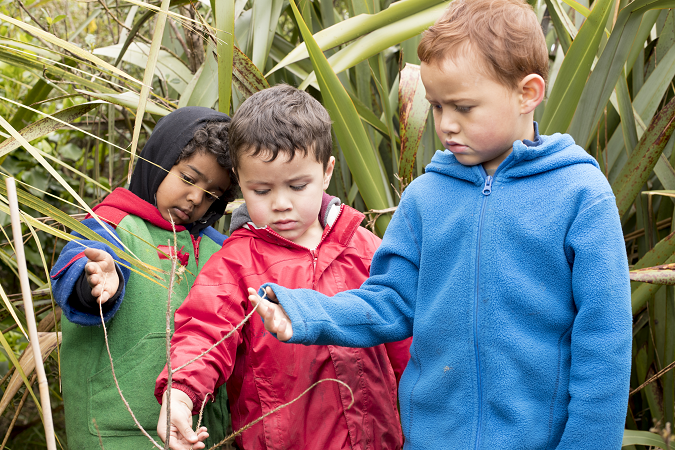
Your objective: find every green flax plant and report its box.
[4,0,675,447]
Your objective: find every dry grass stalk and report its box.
[6,177,56,450]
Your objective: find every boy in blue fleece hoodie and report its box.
[249,1,632,449]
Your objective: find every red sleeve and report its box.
[384,338,412,386]
[155,261,246,413]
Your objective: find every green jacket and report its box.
[51,190,230,449]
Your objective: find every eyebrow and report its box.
[245,174,313,185]
[426,95,472,103]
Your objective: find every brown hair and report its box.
[417,0,548,89]
[177,121,237,204]
[229,84,333,171]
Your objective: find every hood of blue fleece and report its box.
[425,132,600,186]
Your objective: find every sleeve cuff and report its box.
[169,383,203,415]
[71,265,124,316]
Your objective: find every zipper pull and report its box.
[482,175,493,196]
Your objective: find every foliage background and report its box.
[0,0,674,448]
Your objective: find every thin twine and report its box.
[631,359,675,396]
[98,273,163,450]
[207,378,354,450]
[196,393,211,430]
[171,298,263,374]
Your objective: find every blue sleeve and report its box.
[201,225,226,246]
[557,194,632,450]
[50,218,131,325]
[266,194,420,347]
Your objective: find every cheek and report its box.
[243,197,268,225]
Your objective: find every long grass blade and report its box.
[269,0,446,75]
[539,0,614,135]
[127,0,172,183]
[288,0,391,234]
[0,13,143,86]
[613,96,675,217]
[215,0,235,113]
[298,2,450,90]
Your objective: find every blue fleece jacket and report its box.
[266,131,632,450]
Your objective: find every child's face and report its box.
[421,54,535,172]
[236,149,335,248]
[155,152,231,225]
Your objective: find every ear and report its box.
[322,156,336,190]
[518,74,546,114]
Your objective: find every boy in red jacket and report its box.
[155,84,411,450]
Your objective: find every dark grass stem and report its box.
[207,378,354,449]
[196,393,211,430]
[164,214,178,450]
[98,273,163,449]
[0,373,37,450]
[92,418,105,450]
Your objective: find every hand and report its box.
[248,287,293,341]
[83,248,119,304]
[157,389,209,450]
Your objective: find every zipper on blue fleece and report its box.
[474,166,492,450]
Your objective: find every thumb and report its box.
[84,247,107,262]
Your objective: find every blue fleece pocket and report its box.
[87,332,165,437]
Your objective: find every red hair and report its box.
[418,0,548,88]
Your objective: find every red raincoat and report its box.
[156,203,411,450]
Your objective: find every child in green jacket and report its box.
[50,107,236,449]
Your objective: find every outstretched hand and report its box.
[83,248,119,304]
[248,287,294,342]
[157,389,209,450]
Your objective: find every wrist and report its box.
[164,388,194,412]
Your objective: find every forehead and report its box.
[421,55,512,99]
[237,148,323,180]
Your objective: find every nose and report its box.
[271,191,292,212]
[186,186,204,206]
[439,109,460,135]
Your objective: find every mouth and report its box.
[273,220,297,231]
[171,207,191,222]
[446,141,469,154]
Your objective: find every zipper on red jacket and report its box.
[191,235,201,268]
[474,169,492,450]
[262,204,346,288]
[310,249,318,289]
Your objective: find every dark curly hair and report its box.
[176,121,238,204]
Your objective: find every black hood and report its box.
[128,106,231,235]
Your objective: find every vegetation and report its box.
[0,0,675,448]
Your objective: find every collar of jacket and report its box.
[229,203,365,251]
[86,187,188,233]
[424,129,599,186]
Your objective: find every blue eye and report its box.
[291,184,308,191]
